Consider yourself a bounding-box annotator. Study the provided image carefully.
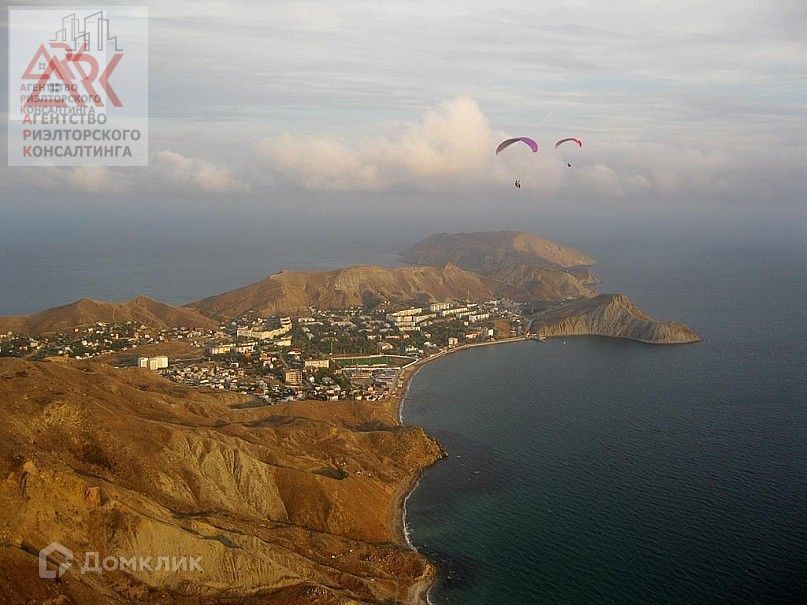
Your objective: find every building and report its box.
[447,337,459,348]
[207,344,234,355]
[139,355,168,370]
[439,306,469,317]
[304,359,331,370]
[237,322,291,341]
[235,342,256,353]
[284,369,304,387]
[385,308,423,325]
[428,302,453,312]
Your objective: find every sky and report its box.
[0,0,805,227]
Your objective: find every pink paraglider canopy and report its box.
[555,137,582,148]
[496,137,539,155]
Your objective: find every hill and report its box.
[0,357,441,604]
[531,294,702,344]
[188,264,525,319]
[486,263,594,300]
[401,231,596,301]
[0,296,220,335]
[401,231,595,272]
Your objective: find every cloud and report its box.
[4,165,130,196]
[259,96,564,192]
[2,1,805,207]
[153,150,249,193]
[0,154,248,198]
[259,136,383,191]
[65,166,127,194]
[257,95,795,200]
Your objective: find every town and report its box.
[0,299,532,403]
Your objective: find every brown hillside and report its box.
[0,296,219,335]
[401,231,595,272]
[0,358,441,604]
[485,263,594,300]
[401,231,596,301]
[188,264,525,319]
[531,293,702,344]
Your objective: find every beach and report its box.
[384,337,531,603]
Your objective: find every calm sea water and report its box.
[403,241,807,604]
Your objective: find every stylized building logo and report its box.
[52,11,121,52]
[38,542,74,579]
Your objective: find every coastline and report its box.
[386,336,530,604]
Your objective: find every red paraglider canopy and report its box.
[496,137,539,155]
[555,137,582,148]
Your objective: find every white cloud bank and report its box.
[258,97,498,191]
[257,96,799,201]
[153,151,249,193]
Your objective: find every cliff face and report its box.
[531,294,702,344]
[0,358,442,604]
[187,264,524,319]
[0,296,219,335]
[401,231,595,301]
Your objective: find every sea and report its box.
[402,233,807,603]
[1,211,805,603]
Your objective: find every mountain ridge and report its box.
[0,296,219,335]
[187,263,527,319]
[401,230,597,300]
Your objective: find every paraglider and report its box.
[555,138,582,167]
[496,137,538,189]
[555,138,582,149]
[496,137,539,155]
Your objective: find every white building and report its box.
[141,355,169,370]
[304,359,331,370]
[237,322,291,341]
[429,302,453,313]
[439,306,469,317]
[207,344,234,355]
[386,308,423,322]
